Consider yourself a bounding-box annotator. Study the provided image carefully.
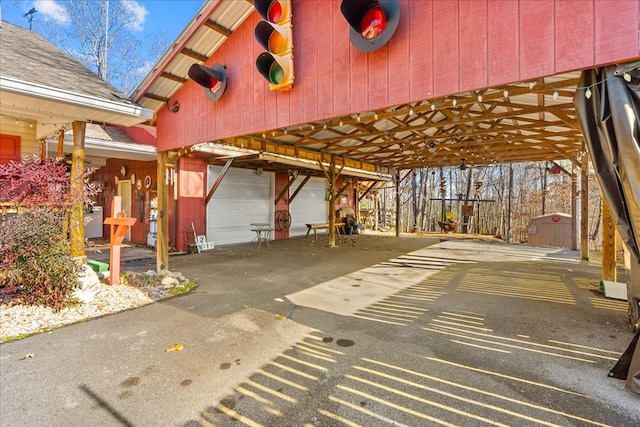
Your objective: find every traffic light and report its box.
[340,0,400,52]
[188,63,228,101]
[254,0,294,91]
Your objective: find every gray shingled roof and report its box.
[0,20,135,105]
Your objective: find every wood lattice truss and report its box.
[208,72,585,175]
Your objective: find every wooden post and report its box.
[57,129,64,158]
[602,198,617,281]
[156,151,169,271]
[39,139,46,159]
[373,192,379,231]
[580,153,590,260]
[104,196,136,285]
[69,121,86,260]
[395,170,401,236]
[570,166,578,250]
[327,156,337,247]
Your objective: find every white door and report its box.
[117,180,132,241]
[206,166,274,245]
[289,177,327,237]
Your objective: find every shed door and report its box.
[206,166,274,245]
[289,177,327,237]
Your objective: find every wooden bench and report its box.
[305,223,344,240]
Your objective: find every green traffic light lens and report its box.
[270,62,284,84]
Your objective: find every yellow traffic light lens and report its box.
[269,62,284,84]
[268,31,287,55]
[360,6,387,40]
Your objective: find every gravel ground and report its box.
[0,277,182,342]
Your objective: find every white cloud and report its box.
[34,0,70,24]
[123,0,148,31]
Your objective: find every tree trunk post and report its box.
[156,151,169,272]
[69,121,86,261]
[602,198,617,282]
[580,151,590,260]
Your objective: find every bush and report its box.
[0,208,80,310]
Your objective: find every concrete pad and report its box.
[286,249,449,316]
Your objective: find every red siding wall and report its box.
[93,159,157,244]
[121,125,156,146]
[274,172,290,240]
[156,0,640,152]
[176,156,207,250]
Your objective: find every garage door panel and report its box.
[289,178,327,237]
[206,166,273,245]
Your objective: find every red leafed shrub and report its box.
[0,155,101,208]
[0,156,100,310]
[0,208,80,310]
[0,156,70,208]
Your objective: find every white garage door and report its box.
[289,177,328,237]
[206,166,274,245]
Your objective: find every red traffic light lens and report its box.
[268,1,283,24]
[360,6,387,39]
[209,77,222,93]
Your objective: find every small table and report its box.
[250,223,273,250]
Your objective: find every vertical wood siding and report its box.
[93,159,157,244]
[157,0,640,152]
[175,156,207,250]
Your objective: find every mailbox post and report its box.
[103,196,136,285]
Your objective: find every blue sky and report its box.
[1,0,205,43]
[1,0,208,91]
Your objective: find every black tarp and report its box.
[574,61,640,393]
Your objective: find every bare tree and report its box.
[36,0,169,94]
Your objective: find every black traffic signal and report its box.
[254,0,294,91]
[188,63,228,102]
[340,0,400,52]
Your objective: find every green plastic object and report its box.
[87,259,109,273]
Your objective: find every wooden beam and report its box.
[275,172,299,205]
[142,92,169,103]
[180,47,208,62]
[204,19,232,37]
[168,146,192,164]
[289,174,311,204]
[602,198,617,282]
[156,151,169,271]
[205,158,234,205]
[160,72,187,84]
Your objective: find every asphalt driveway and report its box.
[1,233,638,426]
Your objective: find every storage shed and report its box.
[527,213,573,248]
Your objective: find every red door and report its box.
[0,134,20,164]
